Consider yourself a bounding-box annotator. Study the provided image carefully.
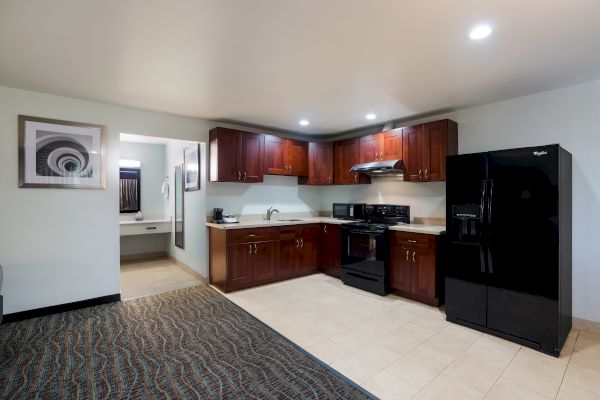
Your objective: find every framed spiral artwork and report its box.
[18,115,107,189]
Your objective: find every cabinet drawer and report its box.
[228,227,276,244]
[120,221,171,236]
[392,231,435,251]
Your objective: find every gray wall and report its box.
[0,85,209,314]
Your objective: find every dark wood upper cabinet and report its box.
[264,135,286,175]
[264,135,308,176]
[298,142,334,185]
[334,138,371,185]
[359,134,381,163]
[359,128,403,163]
[209,127,264,183]
[402,120,457,182]
[381,129,403,161]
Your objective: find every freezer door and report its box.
[486,145,560,351]
[445,153,488,327]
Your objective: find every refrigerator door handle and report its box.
[480,180,487,227]
[487,246,494,274]
[479,244,486,273]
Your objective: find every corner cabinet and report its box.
[264,135,308,177]
[403,119,458,182]
[390,231,444,306]
[334,138,371,185]
[209,127,265,183]
[298,142,334,185]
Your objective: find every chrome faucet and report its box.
[266,206,280,221]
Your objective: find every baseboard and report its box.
[2,294,121,324]
[573,316,600,335]
[169,256,207,284]
[120,251,168,263]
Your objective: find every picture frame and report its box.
[183,143,200,191]
[18,115,107,189]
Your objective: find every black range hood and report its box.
[350,159,404,179]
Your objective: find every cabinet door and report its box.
[228,243,253,290]
[296,225,320,273]
[334,138,370,184]
[402,125,424,182]
[209,128,242,182]
[382,129,403,161]
[285,139,308,176]
[411,247,437,300]
[320,223,341,277]
[391,243,413,293]
[264,135,287,175]
[423,120,457,181]
[242,132,264,183]
[301,142,333,185]
[277,229,298,280]
[252,240,276,284]
[359,134,382,163]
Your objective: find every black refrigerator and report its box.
[445,144,572,357]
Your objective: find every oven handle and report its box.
[346,230,385,235]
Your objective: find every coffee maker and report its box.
[212,208,224,224]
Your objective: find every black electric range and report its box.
[340,204,410,295]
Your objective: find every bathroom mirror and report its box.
[174,164,184,249]
[119,168,141,213]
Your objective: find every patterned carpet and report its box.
[0,285,376,399]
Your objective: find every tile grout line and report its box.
[481,345,522,399]
[409,330,488,399]
[554,330,580,400]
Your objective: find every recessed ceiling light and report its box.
[366,113,377,120]
[299,119,309,126]
[469,24,492,40]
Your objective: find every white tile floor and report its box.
[120,258,203,300]
[221,273,600,400]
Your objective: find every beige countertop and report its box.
[206,217,355,230]
[388,224,446,235]
[207,218,445,235]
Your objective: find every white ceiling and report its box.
[1,0,600,135]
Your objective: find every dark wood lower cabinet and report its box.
[390,231,444,306]
[209,223,337,292]
[320,223,341,277]
[210,225,443,304]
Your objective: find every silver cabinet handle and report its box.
[243,171,247,181]
[412,251,416,262]
[418,169,422,180]
[296,239,299,248]
[324,225,328,233]
[285,165,288,174]
[406,250,409,261]
[300,238,304,247]
[408,240,417,243]
[289,165,292,174]
[329,176,332,184]
[249,244,252,254]
[254,243,257,254]
[425,169,429,180]
[238,171,241,181]
[355,173,358,183]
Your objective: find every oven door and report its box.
[341,228,388,277]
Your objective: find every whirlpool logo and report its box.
[533,151,548,157]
